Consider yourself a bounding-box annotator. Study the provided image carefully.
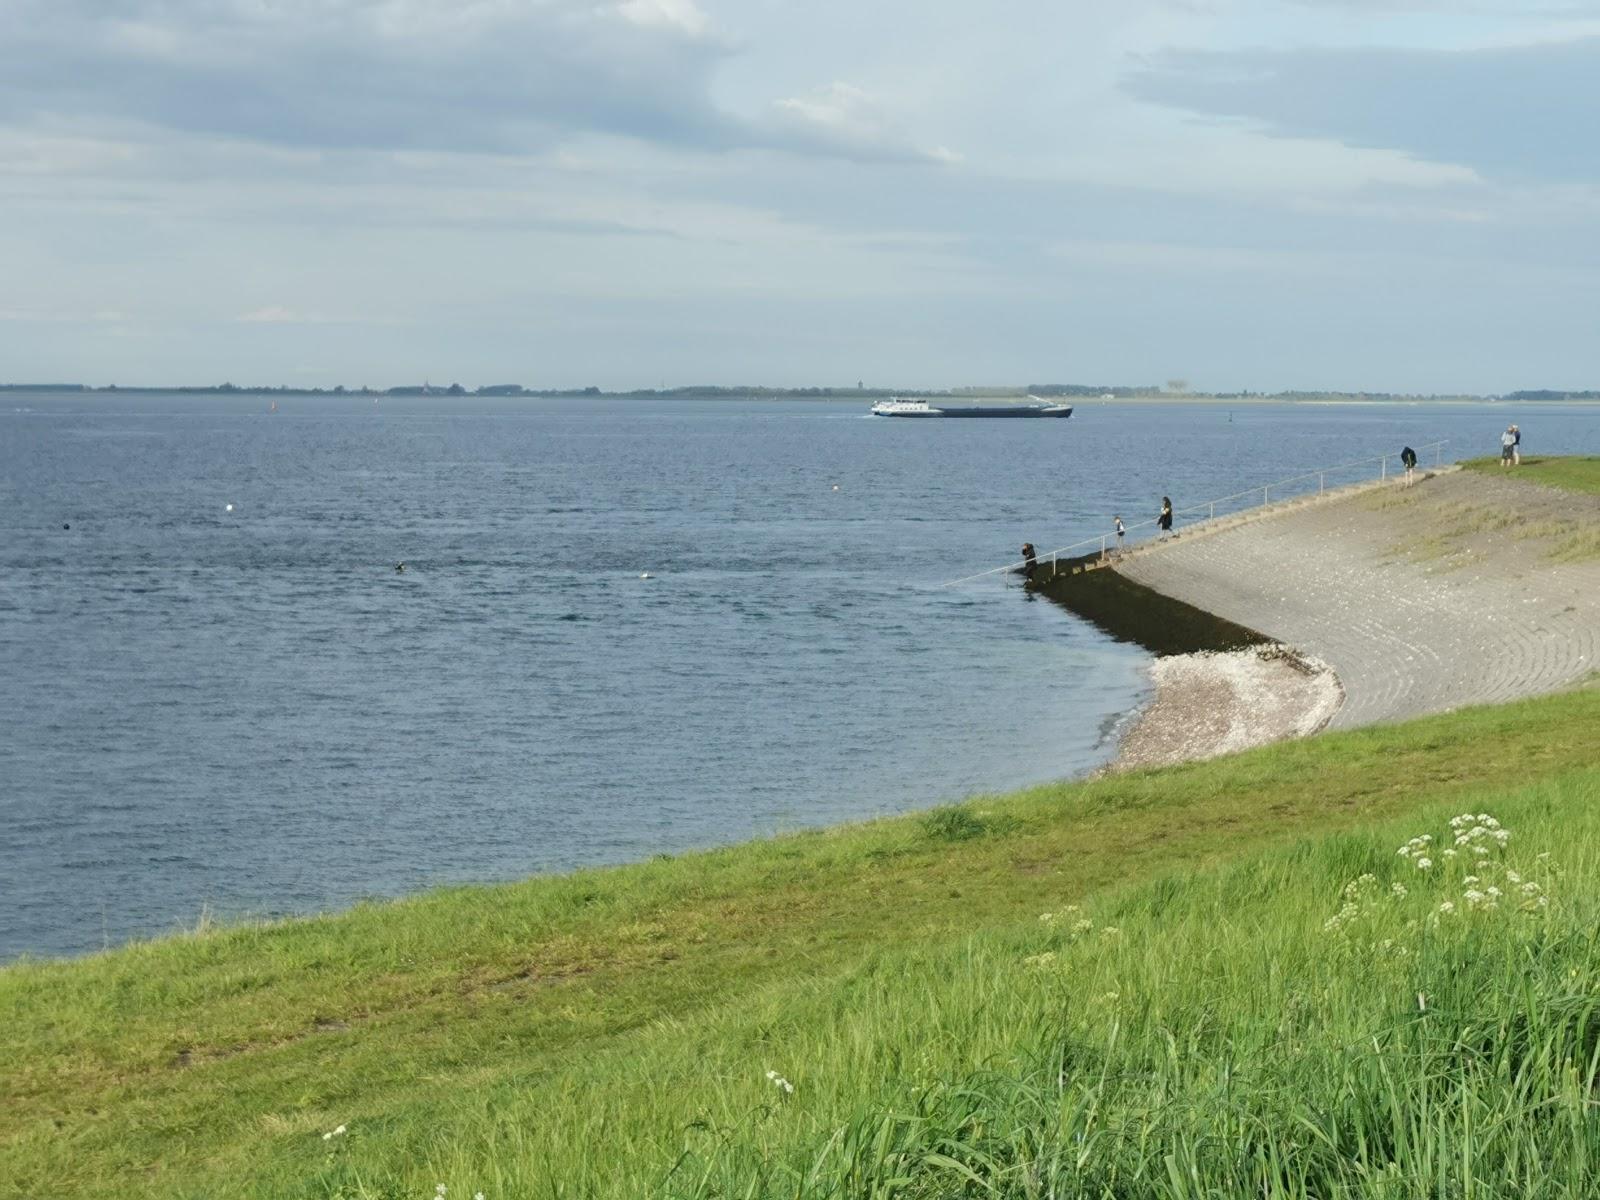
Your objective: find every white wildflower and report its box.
[1505,869,1522,884]
[1442,848,1458,859]
[1390,882,1408,898]
[1100,926,1122,938]
[1415,857,1432,871]
[1438,901,1456,914]
[1464,876,1480,886]
[765,1070,795,1094]
[1023,951,1058,969]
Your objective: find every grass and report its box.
[1461,455,1600,495]
[1369,458,1600,564]
[5,688,1600,1198]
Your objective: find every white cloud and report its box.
[616,0,712,38]
[235,306,311,324]
[771,82,957,164]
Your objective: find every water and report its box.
[2,393,1595,960]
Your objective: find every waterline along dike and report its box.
[1036,460,1600,768]
[5,457,1600,1198]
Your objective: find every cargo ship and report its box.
[869,396,1073,418]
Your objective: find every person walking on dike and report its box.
[1512,424,1522,466]
[1115,514,1126,556]
[1021,542,1037,581]
[1501,426,1516,467]
[1401,445,1417,486]
[1158,497,1174,538]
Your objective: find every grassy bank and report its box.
[5,688,1600,1198]
[1461,454,1600,494]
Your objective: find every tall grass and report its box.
[309,777,1600,1200]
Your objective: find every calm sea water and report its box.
[3,393,1595,960]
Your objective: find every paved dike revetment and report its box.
[1088,468,1600,732]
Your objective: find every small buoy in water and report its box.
[395,562,405,573]
[63,523,70,530]
[832,484,840,491]
[640,572,652,579]
[225,503,234,513]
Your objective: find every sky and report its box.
[2,0,1598,392]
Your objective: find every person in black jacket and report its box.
[1020,542,1037,581]
[1400,445,1418,485]
[1157,497,1174,537]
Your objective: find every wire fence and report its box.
[939,440,1450,588]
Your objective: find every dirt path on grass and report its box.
[1113,470,1600,740]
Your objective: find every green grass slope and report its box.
[4,688,1600,1198]
[1461,454,1600,494]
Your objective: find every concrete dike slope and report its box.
[1040,467,1600,767]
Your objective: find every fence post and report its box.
[1381,456,1387,481]
[1319,471,1325,496]
[1263,486,1269,506]
[1210,501,1215,520]
[1435,443,1442,467]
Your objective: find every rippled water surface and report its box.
[3,393,1595,959]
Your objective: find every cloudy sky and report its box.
[2,0,1597,392]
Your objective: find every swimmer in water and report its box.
[395,562,405,573]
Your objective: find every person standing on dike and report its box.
[1512,424,1522,466]
[1401,445,1418,486]
[1158,497,1174,538]
[1021,542,1037,581]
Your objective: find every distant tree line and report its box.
[1502,390,1600,402]
[5,382,1597,401]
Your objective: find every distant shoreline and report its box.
[7,383,1600,406]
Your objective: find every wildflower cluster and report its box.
[1396,835,1434,871]
[1323,874,1381,933]
[1442,862,1546,915]
[1328,813,1550,949]
[322,1124,347,1141]
[1039,905,1095,939]
[1025,905,1118,970]
[765,1070,795,1095]
[1450,812,1511,858]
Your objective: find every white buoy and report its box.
[832,484,840,491]
[640,572,652,579]
[225,503,234,512]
